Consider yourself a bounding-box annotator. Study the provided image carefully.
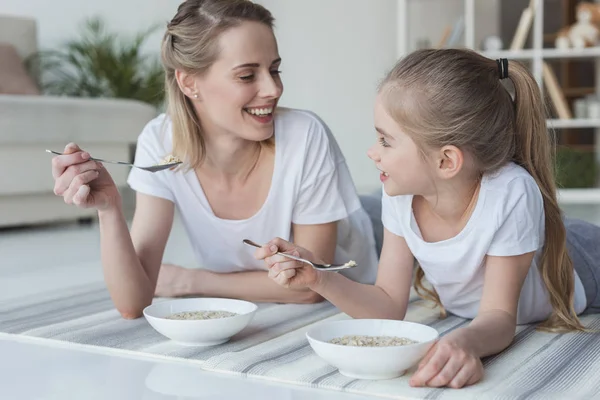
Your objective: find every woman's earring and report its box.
[193,93,199,98]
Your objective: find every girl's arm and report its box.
[445,251,534,356]
[410,251,533,388]
[260,228,415,319]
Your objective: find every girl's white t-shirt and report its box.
[381,162,587,325]
[127,107,378,285]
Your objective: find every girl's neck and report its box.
[420,175,482,225]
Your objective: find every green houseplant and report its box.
[27,17,165,108]
[555,145,598,189]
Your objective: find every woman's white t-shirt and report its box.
[381,162,587,325]
[127,107,378,285]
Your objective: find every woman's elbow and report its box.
[116,299,152,319]
[377,304,406,321]
[118,308,144,320]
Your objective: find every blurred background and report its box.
[0,0,598,231]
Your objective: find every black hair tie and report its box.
[496,58,509,80]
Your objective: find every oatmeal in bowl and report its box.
[143,298,257,346]
[306,319,438,380]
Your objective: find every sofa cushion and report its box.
[0,43,40,95]
[0,95,157,144]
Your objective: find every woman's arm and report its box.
[99,192,174,318]
[180,221,340,304]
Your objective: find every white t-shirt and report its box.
[127,107,378,285]
[382,162,587,325]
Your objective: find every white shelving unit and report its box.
[396,0,600,204]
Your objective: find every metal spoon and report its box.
[45,149,182,172]
[242,239,358,272]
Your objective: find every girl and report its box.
[49,0,378,319]
[256,49,600,389]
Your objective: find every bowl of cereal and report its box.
[143,298,258,346]
[306,319,438,380]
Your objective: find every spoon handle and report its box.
[242,239,311,265]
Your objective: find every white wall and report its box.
[0,0,180,53]
[256,0,397,193]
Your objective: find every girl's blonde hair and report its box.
[161,0,275,169]
[380,48,585,332]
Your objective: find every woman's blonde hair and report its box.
[380,48,585,332]
[161,0,275,169]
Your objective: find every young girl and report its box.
[256,49,600,389]
[49,0,378,319]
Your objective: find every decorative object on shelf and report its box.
[573,97,589,119]
[556,145,598,189]
[542,62,573,119]
[481,35,503,52]
[436,26,452,48]
[586,94,600,119]
[446,16,464,48]
[510,0,537,50]
[555,2,600,49]
[25,16,165,108]
[506,0,573,119]
[572,94,600,119]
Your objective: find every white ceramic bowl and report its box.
[143,298,257,346]
[306,319,438,380]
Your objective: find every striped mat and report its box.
[1,282,600,399]
[0,282,340,364]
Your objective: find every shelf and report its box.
[558,188,600,204]
[481,47,600,61]
[547,119,600,129]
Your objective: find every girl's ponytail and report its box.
[509,61,585,332]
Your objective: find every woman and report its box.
[50,0,378,319]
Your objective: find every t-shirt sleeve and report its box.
[381,188,405,237]
[292,116,360,225]
[487,177,544,256]
[126,119,175,202]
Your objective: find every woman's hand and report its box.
[51,142,120,210]
[254,238,324,290]
[409,335,484,389]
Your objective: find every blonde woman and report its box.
[257,49,600,388]
[49,0,378,319]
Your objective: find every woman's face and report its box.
[186,21,283,142]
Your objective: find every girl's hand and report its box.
[51,142,120,210]
[254,238,323,290]
[409,335,484,389]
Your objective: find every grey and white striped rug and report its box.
[0,282,340,364]
[1,282,600,399]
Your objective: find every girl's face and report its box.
[183,21,284,142]
[368,95,432,197]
